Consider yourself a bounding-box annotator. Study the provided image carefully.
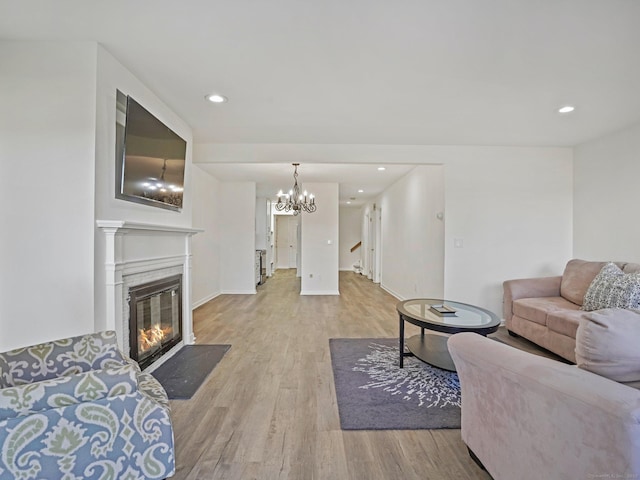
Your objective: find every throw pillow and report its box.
[581,262,640,311]
[575,308,640,384]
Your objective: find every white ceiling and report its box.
[197,163,416,207]
[3,0,640,203]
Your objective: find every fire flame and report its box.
[139,325,172,353]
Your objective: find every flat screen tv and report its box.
[116,93,187,211]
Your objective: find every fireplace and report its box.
[128,274,183,369]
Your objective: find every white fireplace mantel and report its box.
[97,220,203,363]
[96,220,203,236]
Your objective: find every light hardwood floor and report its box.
[170,270,497,480]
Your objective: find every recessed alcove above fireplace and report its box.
[96,220,202,369]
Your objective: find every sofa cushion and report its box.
[623,262,640,274]
[0,356,12,388]
[560,259,608,306]
[581,262,640,312]
[512,297,576,326]
[546,309,586,339]
[575,308,640,384]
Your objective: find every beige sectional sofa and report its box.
[449,322,640,480]
[503,259,640,362]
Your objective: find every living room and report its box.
[1,1,640,478]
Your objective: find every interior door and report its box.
[275,215,298,269]
[276,215,290,269]
[368,212,374,279]
[373,206,382,283]
[288,217,298,269]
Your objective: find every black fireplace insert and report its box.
[128,274,183,369]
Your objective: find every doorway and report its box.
[275,215,299,270]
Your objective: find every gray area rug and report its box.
[329,338,461,430]
[151,344,230,399]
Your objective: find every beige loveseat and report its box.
[449,307,640,479]
[503,259,640,362]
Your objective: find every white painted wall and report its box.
[219,182,257,293]
[301,183,339,295]
[0,41,197,351]
[339,207,362,271]
[378,165,445,300]
[255,197,268,250]
[444,150,573,315]
[197,143,573,315]
[191,165,222,308]
[0,41,97,351]
[94,46,193,227]
[574,121,640,263]
[93,46,194,332]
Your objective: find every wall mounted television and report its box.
[115,91,187,211]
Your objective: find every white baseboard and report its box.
[192,291,221,310]
[380,283,404,301]
[300,290,340,295]
[220,289,257,295]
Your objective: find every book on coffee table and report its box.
[429,304,457,316]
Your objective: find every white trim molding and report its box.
[96,221,202,357]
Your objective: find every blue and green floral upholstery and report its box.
[0,331,175,479]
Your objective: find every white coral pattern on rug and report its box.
[353,342,461,408]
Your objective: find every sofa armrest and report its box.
[502,275,562,323]
[0,363,138,421]
[448,333,640,480]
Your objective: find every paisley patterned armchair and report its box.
[0,331,175,479]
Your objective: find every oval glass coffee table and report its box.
[397,298,500,371]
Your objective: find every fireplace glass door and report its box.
[128,274,182,369]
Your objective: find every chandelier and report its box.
[275,163,317,215]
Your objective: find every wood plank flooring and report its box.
[170,270,496,480]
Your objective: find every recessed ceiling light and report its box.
[346,201,351,204]
[358,189,364,193]
[205,94,228,103]
[558,105,575,114]
[377,167,386,171]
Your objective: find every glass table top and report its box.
[397,298,499,328]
